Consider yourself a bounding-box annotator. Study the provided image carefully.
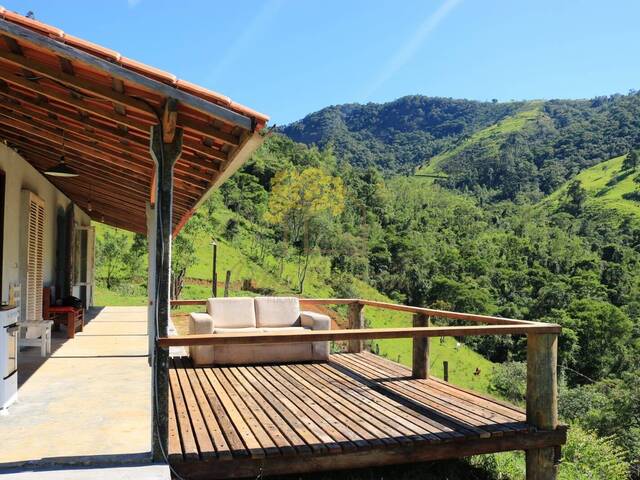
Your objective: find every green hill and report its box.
[417,102,545,176]
[545,153,640,217]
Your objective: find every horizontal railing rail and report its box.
[157,323,560,348]
[170,297,545,326]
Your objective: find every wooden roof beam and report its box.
[0,85,149,145]
[0,49,156,118]
[0,62,153,132]
[14,142,196,208]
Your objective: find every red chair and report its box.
[43,287,84,339]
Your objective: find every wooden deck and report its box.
[168,352,566,479]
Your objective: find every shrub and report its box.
[488,362,526,404]
[560,424,629,480]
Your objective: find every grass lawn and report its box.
[544,153,640,217]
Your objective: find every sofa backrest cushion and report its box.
[254,297,301,328]
[207,297,256,328]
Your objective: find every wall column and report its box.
[149,120,183,461]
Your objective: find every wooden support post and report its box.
[347,302,365,353]
[526,333,559,480]
[412,313,430,379]
[149,120,183,462]
[443,360,449,382]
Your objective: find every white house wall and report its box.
[0,143,91,306]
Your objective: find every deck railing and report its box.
[164,298,560,471]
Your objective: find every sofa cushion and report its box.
[212,343,313,365]
[254,296,301,328]
[207,297,256,328]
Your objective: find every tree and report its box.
[564,299,633,382]
[265,167,345,293]
[564,180,587,216]
[96,229,128,289]
[622,149,639,170]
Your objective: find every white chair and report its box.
[19,320,53,357]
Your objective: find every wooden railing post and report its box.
[412,313,430,379]
[526,333,559,480]
[347,302,364,353]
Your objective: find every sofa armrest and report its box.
[300,311,331,330]
[189,312,214,366]
[189,312,214,334]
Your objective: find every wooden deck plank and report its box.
[281,364,397,447]
[168,361,200,461]
[173,358,217,459]
[204,368,268,458]
[268,365,369,450]
[236,366,328,454]
[203,368,265,458]
[337,354,514,435]
[168,353,566,479]
[178,359,233,460]
[314,362,457,442]
[219,367,296,455]
[227,367,312,455]
[361,351,527,420]
[336,353,501,438]
[167,386,184,463]
[322,361,471,441]
[193,368,249,458]
[346,353,529,434]
[254,365,345,453]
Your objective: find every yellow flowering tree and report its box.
[265,167,345,293]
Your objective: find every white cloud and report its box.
[361,0,462,101]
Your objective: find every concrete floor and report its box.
[0,307,153,469]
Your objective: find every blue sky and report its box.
[4,1,639,124]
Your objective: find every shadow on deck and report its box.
[168,352,566,479]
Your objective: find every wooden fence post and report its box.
[223,270,231,297]
[412,313,430,379]
[526,333,559,480]
[443,360,449,382]
[347,302,364,353]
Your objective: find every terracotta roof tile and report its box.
[119,56,177,86]
[62,33,121,62]
[175,79,231,107]
[1,9,64,38]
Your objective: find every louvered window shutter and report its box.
[22,191,45,322]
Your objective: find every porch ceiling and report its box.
[0,9,268,235]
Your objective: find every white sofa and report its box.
[189,297,331,366]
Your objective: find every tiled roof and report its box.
[0,7,269,127]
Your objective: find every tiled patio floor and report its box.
[0,307,152,468]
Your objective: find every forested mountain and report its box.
[283,92,640,201]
